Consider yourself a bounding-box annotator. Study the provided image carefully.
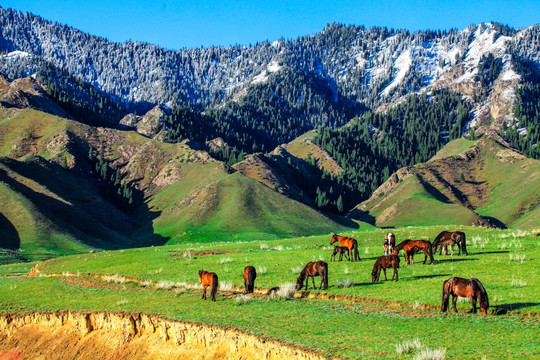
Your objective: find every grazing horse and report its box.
[296,261,328,290]
[330,246,350,262]
[198,269,219,301]
[371,255,400,282]
[330,234,360,261]
[433,231,468,256]
[393,240,434,265]
[441,277,489,314]
[383,232,396,255]
[243,265,257,294]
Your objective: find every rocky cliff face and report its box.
[0,311,332,360]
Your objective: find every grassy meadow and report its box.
[1,226,538,359]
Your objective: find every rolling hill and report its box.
[352,135,540,228]
[0,99,365,263]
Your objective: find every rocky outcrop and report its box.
[0,311,332,360]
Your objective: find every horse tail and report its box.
[248,267,256,293]
[460,233,468,255]
[211,273,218,301]
[322,262,328,289]
[471,278,489,312]
[441,278,453,312]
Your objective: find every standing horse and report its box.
[243,265,257,294]
[330,234,360,261]
[441,277,489,314]
[371,255,400,282]
[330,246,350,262]
[383,232,396,255]
[296,261,328,290]
[433,231,468,256]
[393,240,434,265]
[198,269,219,301]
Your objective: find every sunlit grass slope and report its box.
[0,226,538,359]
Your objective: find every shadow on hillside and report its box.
[346,209,376,226]
[0,158,168,251]
[421,181,452,204]
[0,212,20,249]
[325,211,362,229]
[494,302,540,314]
[482,216,507,229]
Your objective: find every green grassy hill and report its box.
[0,107,363,263]
[353,136,540,229]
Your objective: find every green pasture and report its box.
[0,226,538,359]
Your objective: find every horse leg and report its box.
[452,294,458,312]
[383,268,387,281]
[202,285,207,300]
[441,293,449,312]
[471,296,477,313]
[423,249,428,264]
[393,266,398,281]
[312,276,316,290]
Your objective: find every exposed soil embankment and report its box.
[0,311,331,360]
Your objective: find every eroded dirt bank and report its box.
[0,311,332,360]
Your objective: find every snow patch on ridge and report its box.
[251,60,283,84]
[382,49,412,96]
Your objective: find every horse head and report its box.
[330,234,338,244]
[295,275,304,290]
[371,269,378,282]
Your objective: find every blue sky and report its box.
[2,0,538,49]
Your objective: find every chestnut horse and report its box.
[243,265,257,294]
[383,232,396,255]
[433,231,468,256]
[198,269,219,301]
[371,254,400,282]
[296,261,328,290]
[330,246,350,262]
[441,277,489,314]
[330,234,360,261]
[393,239,434,265]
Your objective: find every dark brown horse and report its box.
[383,232,396,255]
[433,231,468,256]
[296,261,328,290]
[198,269,219,301]
[441,277,489,314]
[330,234,360,261]
[330,246,350,262]
[243,265,257,294]
[371,254,400,282]
[393,239,434,265]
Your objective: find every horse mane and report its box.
[432,231,448,247]
[471,278,489,310]
[394,240,411,251]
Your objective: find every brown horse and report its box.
[296,261,328,290]
[243,265,257,294]
[198,269,219,301]
[433,231,468,256]
[441,277,489,314]
[330,246,350,262]
[383,232,396,255]
[330,234,360,261]
[371,255,400,282]
[393,239,434,265]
